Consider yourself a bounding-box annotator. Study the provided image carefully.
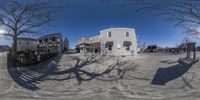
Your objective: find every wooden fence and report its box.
[7,52,58,67]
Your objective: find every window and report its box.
[57,39,60,42]
[19,42,21,44]
[108,31,111,37]
[39,40,42,43]
[126,44,130,51]
[126,31,129,37]
[108,45,112,51]
[45,38,48,43]
[52,37,56,42]
[27,42,29,45]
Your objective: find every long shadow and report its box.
[7,54,63,91]
[7,54,132,91]
[151,64,192,85]
[46,55,128,84]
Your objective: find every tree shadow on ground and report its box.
[7,54,62,91]
[8,54,136,91]
[151,64,192,85]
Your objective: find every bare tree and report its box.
[134,0,200,38]
[0,0,59,55]
[98,0,200,38]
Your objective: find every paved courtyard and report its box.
[1,52,200,100]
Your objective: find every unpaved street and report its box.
[1,52,200,100]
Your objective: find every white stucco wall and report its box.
[17,39,37,52]
[100,28,137,56]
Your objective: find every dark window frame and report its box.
[108,31,111,37]
[126,31,129,37]
[125,44,130,51]
[108,45,112,51]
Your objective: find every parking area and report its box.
[1,52,200,100]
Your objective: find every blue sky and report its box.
[0,0,188,48]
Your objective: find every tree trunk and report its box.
[12,33,17,56]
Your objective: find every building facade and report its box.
[38,33,63,53]
[0,45,10,52]
[76,27,137,56]
[17,38,38,52]
[76,35,101,54]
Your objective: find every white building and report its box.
[100,27,137,55]
[76,36,101,53]
[17,38,38,52]
[76,27,137,56]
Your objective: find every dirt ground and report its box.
[1,52,200,100]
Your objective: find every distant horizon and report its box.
[0,26,198,49]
